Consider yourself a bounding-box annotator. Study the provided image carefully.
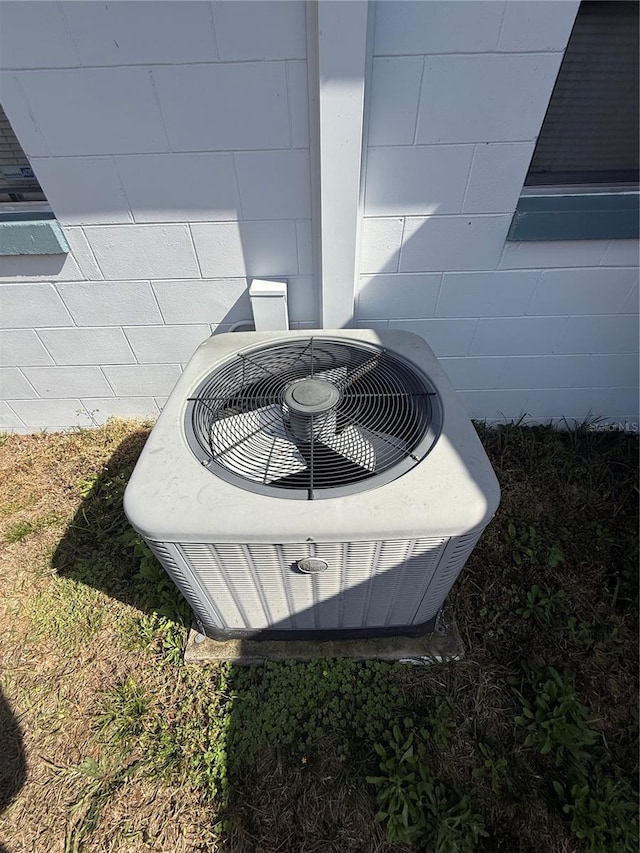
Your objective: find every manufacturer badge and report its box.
[297,558,329,574]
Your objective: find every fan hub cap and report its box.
[284,378,341,415]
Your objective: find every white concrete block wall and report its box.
[358,0,639,429]
[0,0,316,431]
[1,0,638,433]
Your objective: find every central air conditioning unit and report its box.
[124,330,500,640]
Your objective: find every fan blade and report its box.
[209,405,307,483]
[314,365,347,385]
[319,425,407,473]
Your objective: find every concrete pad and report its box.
[184,608,464,665]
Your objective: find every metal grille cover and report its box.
[185,337,441,500]
[149,536,469,633]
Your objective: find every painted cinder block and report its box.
[0,330,54,366]
[389,318,478,357]
[523,388,617,421]
[117,154,241,224]
[463,143,536,215]
[360,218,404,274]
[527,268,638,316]
[295,221,314,276]
[358,273,441,319]
[102,364,182,397]
[83,225,200,280]
[152,63,290,152]
[374,1,505,56]
[600,240,640,267]
[9,398,93,428]
[0,401,26,430]
[499,240,609,269]
[235,151,311,220]
[499,354,640,390]
[0,368,37,399]
[288,61,310,148]
[497,1,579,53]
[124,325,210,364]
[212,1,306,61]
[57,281,163,326]
[604,387,639,418]
[190,221,299,278]
[0,283,72,328]
[30,157,132,225]
[151,279,250,325]
[0,1,78,69]
[286,275,317,323]
[556,315,639,356]
[63,1,216,66]
[470,316,568,356]
[416,54,563,144]
[37,327,136,365]
[400,216,511,272]
[14,68,169,156]
[365,146,474,216]
[62,229,104,280]
[0,72,49,158]
[368,58,423,146]
[439,357,506,391]
[457,389,530,420]
[0,253,83,282]
[83,397,159,425]
[22,366,113,398]
[437,271,539,318]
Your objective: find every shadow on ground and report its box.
[0,685,27,834]
[51,427,190,631]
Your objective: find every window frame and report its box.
[508,185,640,242]
[508,0,638,242]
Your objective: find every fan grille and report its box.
[184,337,441,499]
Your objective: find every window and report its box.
[0,103,66,254]
[0,104,47,203]
[509,0,639,241]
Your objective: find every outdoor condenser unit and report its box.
[124,330,500,639]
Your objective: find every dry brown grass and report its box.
[0,422,218,853]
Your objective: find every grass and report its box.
[0,418,637,852]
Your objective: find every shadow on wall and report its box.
[0,685,27,837]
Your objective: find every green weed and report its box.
[504,521,565,569]
[227,659,404,767]
[518,584,567,624]
[98,678,149,743]
[76,473,100,498]
[5,520,38,543]
[422,695,456,749]
[557,768,639,852]
[516,664,639,851]
[367,721,487,850]
[472,743,508,794]
[515,666,597,767]
[28,578,106,650]
[97,667,231,804]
